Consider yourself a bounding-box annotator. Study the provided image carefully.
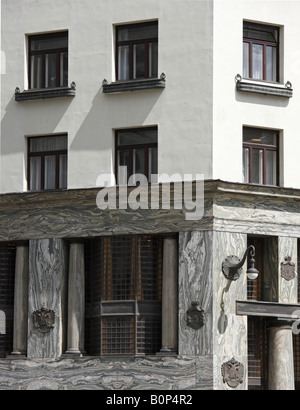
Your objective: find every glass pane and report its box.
[118,45,130,80]
[118,150,130,184]
[133,44,146,79]
[45,53,57,88]
[266,150,277,186]
[117,128,157,146]
[243,42,250,78]
[244,23,278,43]
[252,149,263,185]
[149,147,158,183]
[30,135,67,153]
[243,148,250,183]
[252,44,263,80]
[60,52,68,87]
[29,156,41,191]
[149,42,158,78]
[30,55,43,89]
[30,33,68,51]
[59,154,67,189]
[133,149,145,176]
[243,128,278,147]
[44,155,56,190]
[266,46,277,82]
[117,23,158,42]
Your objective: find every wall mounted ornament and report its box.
[221,358,244,389]
[281,257,296,281]
[32,307,56,334]
[186,302,205,330]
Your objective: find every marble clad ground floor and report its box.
[0,180,299,390]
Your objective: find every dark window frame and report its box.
[27,135,68,191]
[243,128,280,187]
[116,21,158,81]
[85,235,163,356]
[115,127,158,184]
[243,22,279,82]
[28,31,68,89]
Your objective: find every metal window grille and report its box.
[248,317,268,390]
[0,243,16,357]
[85,235,163,356]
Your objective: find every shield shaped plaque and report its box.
[281,257,296,282]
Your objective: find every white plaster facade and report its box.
[2,0,300,193]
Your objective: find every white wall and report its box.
[0,0,214,193]
[213,0,300,189]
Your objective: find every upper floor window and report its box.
[243,127,279,186]
[116,127,158,184]
[29,32,68,89]
[116,22,158,81]
[243,22,279,82]
[28,135,68,191]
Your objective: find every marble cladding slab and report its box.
[0,356,213,390]
[212,231,248,390]
[179,232,213,356]
[278,237,298,304]
[27,239,67,359]
[1,180,300,242]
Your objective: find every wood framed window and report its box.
[28,135,68,191]
[29,32,68,89]
[85,235,163,356]
[116,22,158,81]
[0,243,16,358]
[116,127,158,184]
[243,127,279,186]
[243,22,279,82]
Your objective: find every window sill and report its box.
[15,83,76,101]
[102,74,166,94]
[235,75,293,98]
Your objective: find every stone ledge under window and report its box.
[235,74,293,98]
[102,74,166,94]
[15,83,76,102]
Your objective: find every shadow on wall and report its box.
[69,85,164,153]
[1,95,74,156]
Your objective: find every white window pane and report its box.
[266,46,277,82]
[118,46,130,80]
[252,149,263,185]
[30,157,41,191]
[266,150,277,186]
[45,53,57,88]
[30,135,67,153]
[243,42,250,78]
[31,55,42,89]
[60,52,68,87]
[44,155,56,190]
[252,44,263,80]
[243,148,249,183]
